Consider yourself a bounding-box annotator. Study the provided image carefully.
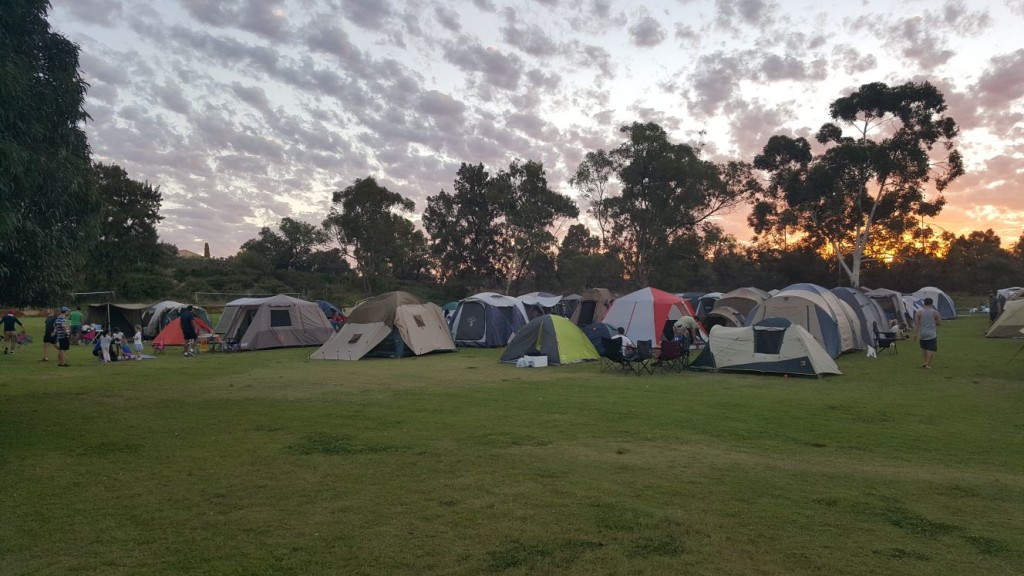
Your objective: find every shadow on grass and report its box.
[486,538,603,572]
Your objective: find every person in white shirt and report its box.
[612,327,636,359]
[133,325,144,360]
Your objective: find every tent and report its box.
[988,300,1024,337]
[780,284,862,351]
[695,292,723,319]
[315,299,343,318]
[831,287,889,348]
[217,294,334,351]
[499,314,600,365]
[690,318,842,377]
[746,288,853,358]
[912,287,956,319]
[602,287,697,344]
[570,288,614,327]
[561,294,582,318]
[517,292,564,319]
[581,322,617,355]
[864,288,914,328]
[902,295,924,323]
[142,301,213,339]
[311,291,455,360]
[86,302,151,335]
[713,287,771,320]
[451,292,528,347]
[152,316,216,347]
[704,305,746,329]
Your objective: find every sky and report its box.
[49,0,1024,257]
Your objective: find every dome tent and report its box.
[216,294,334,351]
[690,318,842,377]
[450,292,528,347]
[500,315,599,366]
[911,287,957,320]
[311,291,455,360]
[602,287,697,344]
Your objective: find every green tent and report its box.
[500,314,599,366]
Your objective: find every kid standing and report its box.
[99,330,112,363]
[133,325,144,360]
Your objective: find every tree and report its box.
[751,81,964,287]
[84,162,164,291]
[488,159,579,293]
[569,150,615,246]
[579,122,754,286]
[422,164,502,287]
[238,217,330,273]
[323,177,419,294]
[1,0,99,305]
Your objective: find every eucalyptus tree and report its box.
[323,177,422,295]
[751,81,964,287]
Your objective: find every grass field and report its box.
[2,316,1023,575]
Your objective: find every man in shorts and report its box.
[69,306,84,345]
[41,314,57,361]
[52,307,72,367]
[3,309,24,354]
[913,297,942,369]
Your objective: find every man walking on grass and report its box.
[3,309,24,354]
[913,297,942,369]
[52,307,72,367]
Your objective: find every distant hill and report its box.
[177,249,204,259]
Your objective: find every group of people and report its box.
[91,325,145,362]
[609,315,705,361]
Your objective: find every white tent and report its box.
[912,287,957,319]
[602,287,696,344]
[690,318,842,377]
[986,300,1024,338]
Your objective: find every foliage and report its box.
[423,163,504,288]
[488,159,579,293]
[83,162,165,293]
[237,217,335,273]
[751,81,964,287]
[0,0,99,305]
[323,177,425,295]
[579,122,755,287]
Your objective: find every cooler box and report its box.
[525,355,548,368]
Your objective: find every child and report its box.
[133,325,144,360]
[121,342,134,360]
[98,330,112,363]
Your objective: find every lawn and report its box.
[1,316,1022,575]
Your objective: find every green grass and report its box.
[1,316,1022,575]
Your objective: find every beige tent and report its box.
[746,288,857,358]
[986,300,1024,338]
[217,294,334,351]
[712,287,771,319]
[691,318,841,377]
[570,288,614,326]
[310,291,455,360]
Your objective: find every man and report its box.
[179,305,198,357]
[913,297,942,369]
[3,309,24,354]
[69,306,84,345]
[52,307,72,367]
[41,314,57,362]
[612,326,636,359]
[672,315,702,348]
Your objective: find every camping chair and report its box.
[873,323,898,355]
[600,337,625,372]
[656,339,687,373]
[624,340,654,375]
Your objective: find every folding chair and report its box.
[625,340,654,375]
[873,324,898,355]
[655,339,684,373]
[600,337,625,372]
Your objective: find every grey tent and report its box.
[865,288,913,328]
[217,294,334,351]
[712,287,770,321]
[912,287,957,319]
[831,287,888,348]
[690,318,841,377]
[142,301,213,339]
[86,302,151,335]
[570,288,614,327]
[311,291,455,360]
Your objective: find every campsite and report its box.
[3,312,1023,575]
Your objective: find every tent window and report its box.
[348,333,362,344]
[753,329,786,354]
[270,309,292,327]
[413,315,426,328]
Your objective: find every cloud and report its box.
[59,0,122,26]
[341,0,393,30]
[307,23,363,62]
[629,15,666,47]
[500,18,559,57]
[443,38,524,91]
[434,4,461,32]
[179,0,289,39]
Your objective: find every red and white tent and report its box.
[602,287,697,344]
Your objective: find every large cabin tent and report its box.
[216,294,334,351]
[570,288,614,327]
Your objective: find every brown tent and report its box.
[311,291,455,360]
[570,288,614,326]
[218,294,334,351]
